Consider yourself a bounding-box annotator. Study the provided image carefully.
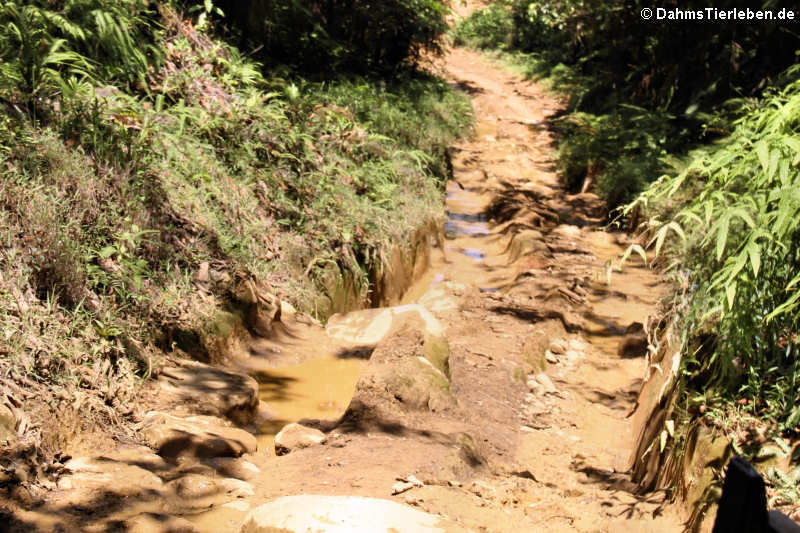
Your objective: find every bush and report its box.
[627,68,800,427]
[451,3,514,50]
[217,0,449,74]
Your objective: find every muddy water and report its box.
[253,355,366,453]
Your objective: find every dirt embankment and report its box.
[2,47,685,532]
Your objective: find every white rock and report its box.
[274,423,326,456]
[534,374,558,394]
[240,495,464,532]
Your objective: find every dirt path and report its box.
[3,47,685,533]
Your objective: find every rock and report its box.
[195,261,210,283]
[528,374,557,395]
[168,474,216,499]
[204,457,261,481]
[552,224,582,239]
[326,304,445,355]
[544,350,559,364]
[167,474,254,501]
[157,359,259,424]
[618,322,648,358]
[392,474,424,495]
[239,495,466,533]
[223,500,251,512]
[274,423,327,456]
[0,403,17,445]
[469,480,497,500]
[505,229,547,263]
[59,456,164,506]
[392,481,417,495]
[336,322,455,432]
[417,286,460,314]
[526,379,542,395]
[141,411,257,459]
[548,339,567,355]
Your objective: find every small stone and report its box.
[274,423,326,456]
[0,403,16,445]
[548,339,567,355]
[392,474,423,495]
[404,495,422,506]
[400,474,424,487]
[392,481,417,495]
[526,379,542,394]
[469,480,496,499]
[534,374,557,394]
[544,350,559,364]
[195,261,210,283]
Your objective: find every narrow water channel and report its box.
[249,177,504,453]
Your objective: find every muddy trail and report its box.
[3,48,684,532]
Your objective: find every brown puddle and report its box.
[245,177,507,454]
[253,355,366,453]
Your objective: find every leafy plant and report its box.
[217,0,450,74]
[451,3,514,50]
[624,67,800,426]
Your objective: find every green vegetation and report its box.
[627,71,800,429]
[216,0,449,74]
[451,3,513,50]
[0,0,469,446]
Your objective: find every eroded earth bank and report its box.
[3,47,684,532]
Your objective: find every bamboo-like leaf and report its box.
[784,137,800,165]
[747,241,761,278]
[730,208,755,229]
[650,221,686,257]
[787,272,800,290]
[714,213,731,261]
[621,243,648,265]
[765,289,800,322]
[725,283,736,309]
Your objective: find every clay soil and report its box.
[1,45,685,533]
